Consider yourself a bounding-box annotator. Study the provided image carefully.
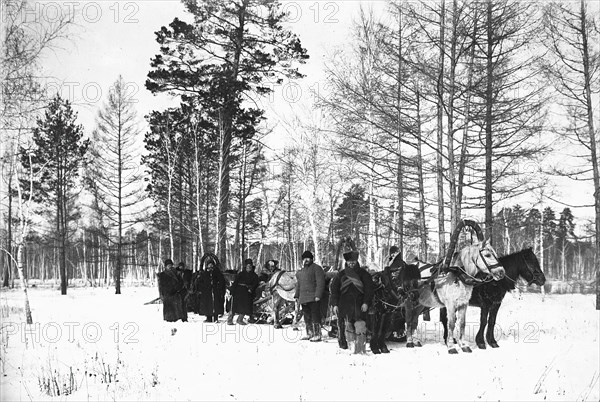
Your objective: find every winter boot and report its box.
[236,314,246,325]
[301,323,314,340]
[354,320,367,355]
[309,323,322,342]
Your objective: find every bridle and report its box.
[477,247,502,271]
[519,251,543,286]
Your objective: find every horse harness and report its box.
[268,270,285,293]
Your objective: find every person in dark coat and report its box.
[157,259,188,322]
[388,246,405,269]
[330,250,374,354]
[176,262,194,312]
[294,250,325,342]
[196,257,226,322]
[227,258,260,325]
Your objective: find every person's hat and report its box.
[343,251,359,262]
[389,246,399,255]
[301,250,314,260]
[164,259,174,267]
[244,258,253,266]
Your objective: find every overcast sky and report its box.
[38,0,596,228]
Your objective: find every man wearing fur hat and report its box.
[294,250,326,342]
[330,250,374,354]
[227,258,259,325]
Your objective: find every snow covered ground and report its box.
[0,286,598,401]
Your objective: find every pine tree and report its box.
[146,0,308,269]
[21,95,88,295]
[334,185,369,251]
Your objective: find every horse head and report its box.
[458,239,505,281]
[372,268,400,307]
[396,263,421,303]
[520,248,546,286]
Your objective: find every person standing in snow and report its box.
[294,250,326,342]
[330,250,374,354]
[227,258,260,325]
[196,257,227,322]
[157,259,188,322]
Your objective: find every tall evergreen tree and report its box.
[21,95,88,295]
[146,0,308,269]
[87,76,146,294]
[334,184,369,250]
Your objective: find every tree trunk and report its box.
[436,0,447,257]
[4,171,12,287]
[396,13,404,258]
[116,124,122,294]
[539,220,545,300]
[446,0,459,232]
[167,154,175,261]
[194,130,204,270]
[484,0,494,242]
[416,88,428,261]
[457,11,478,220]
[216,109,232,270]
[578,0,600,309]
[16,244,33,324]
[216,2,248,271]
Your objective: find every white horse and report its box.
[263,271,300,328]
[415,239,505,353]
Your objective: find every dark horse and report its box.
[368,268,402,354]
[440,248,546,348]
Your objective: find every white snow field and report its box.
[0,286,598,401]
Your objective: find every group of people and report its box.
[157,256,262,325]
[158,247,401,355]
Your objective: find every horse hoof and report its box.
[406,342,414,348]
[381,347,390,353]
[292,327,299,331]
[477,343,486,349]
[339,343,348,350]
[490,342,499,348]
[448,348,459,354]
[274,324,283,329]
[414,341,422,347]
[462,346,472,353]
[371,348,381,354]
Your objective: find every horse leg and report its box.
[292,300,302,331]
[338,317,348,349]
[410,304,424,347]
[369,314,381,354]
[476,306,489,349]
[486,303,501,348]
[379,313,392,353]
[446,305,458,354]
[440,307,448,346]
[457,304,472,353]
[405,301,419,348]
[272,297,283,329]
